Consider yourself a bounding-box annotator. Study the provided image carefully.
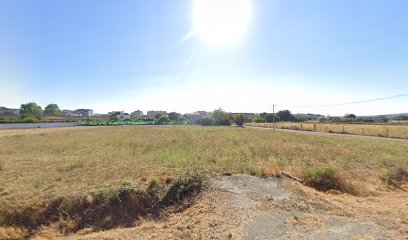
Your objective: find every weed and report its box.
[379,167,408,187]
[246,166,259,176]
[161,170,205,205]
[303,167,357,195]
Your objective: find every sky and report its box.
[0,0,407,116]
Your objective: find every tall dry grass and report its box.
[247,122,408,139]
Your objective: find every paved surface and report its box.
[0,122,79,130]
[247,126,408,143]
[214,175,389,240]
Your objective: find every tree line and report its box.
[19,102,62,119]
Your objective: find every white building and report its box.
[109,111,130,120]
[146,110,167,119]
[75,109,94,116]
[62,110,82,117]
[185,111,212,124]
[131,110,143,119]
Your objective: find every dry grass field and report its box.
[0,125,407,239]
[247,122,408,139]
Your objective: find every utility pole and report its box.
[272,104,276,131]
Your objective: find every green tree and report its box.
[168,112,182,121]
[158,116,171,123]
[235,114,245,127]
[20,102,43,119]
[252,116,266,123]
[277,110,295,122]
[109,115,119,122]
[200,117,214,126]
[260,112,276,123]
[344,113,357,119]
[212,108,231,126]
[44,103,62,116]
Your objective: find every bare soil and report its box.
[26,175,407,240]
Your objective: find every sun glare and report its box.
[193,0,252,47]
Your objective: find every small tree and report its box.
[109,115,119,122]
[168,112,182,121]
[157,116,171,123]
[235,114,245,127]
[252,116,266,123]
[44,103,62,116]
[212,108,231,126]
[277,110,295,122]
[20,102,43,119]
[344,113,356,119]
[200,117,214,126]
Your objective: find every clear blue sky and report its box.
[1,0,407,115]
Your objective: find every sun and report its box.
[193,0,252,47]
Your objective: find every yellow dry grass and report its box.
[248,122,408,139]
[0,125,407,239]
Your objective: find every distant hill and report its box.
[359,113,408,119]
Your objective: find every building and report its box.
[131,110,143,119]
[295,113,323,121]
[0,107,20,115]
[0,106,20,119]
[62,109,93,117]
[146,111,167,119]
[185,111,212,124]
[62,110,82,117]
[75,109,94,116]
[109,111,130,120]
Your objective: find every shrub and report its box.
[161,170,205,205]
[252,116,266,123]
[200,117,214,126]
[379,167,408,187]
[157,116,171,123]
[303,167,356,194]
[235,114,245,127]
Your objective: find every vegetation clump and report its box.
[235,114,245,127]
[1,172,205,238]
[161,170,205,205]
[303,167,356,195]
[379,167,408,187]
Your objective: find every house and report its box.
[131,110,143,119]
[62,109,94,117]
[75,109,94,116]
[0,106,20,119]
[62,110,81,117]
[185,111,212,124]
[109,111,130,120]
[146,111,167,119]
[0,107,20,115]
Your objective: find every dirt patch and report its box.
[214,175,406,240]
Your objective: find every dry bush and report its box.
[379,167,408,187]
[303,167,358,195]
[0,171,205,238]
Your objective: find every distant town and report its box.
[1,102,408,125]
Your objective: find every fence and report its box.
[245,122,408,139]
[80,121,188,126]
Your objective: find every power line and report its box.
[293,93,408,108]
